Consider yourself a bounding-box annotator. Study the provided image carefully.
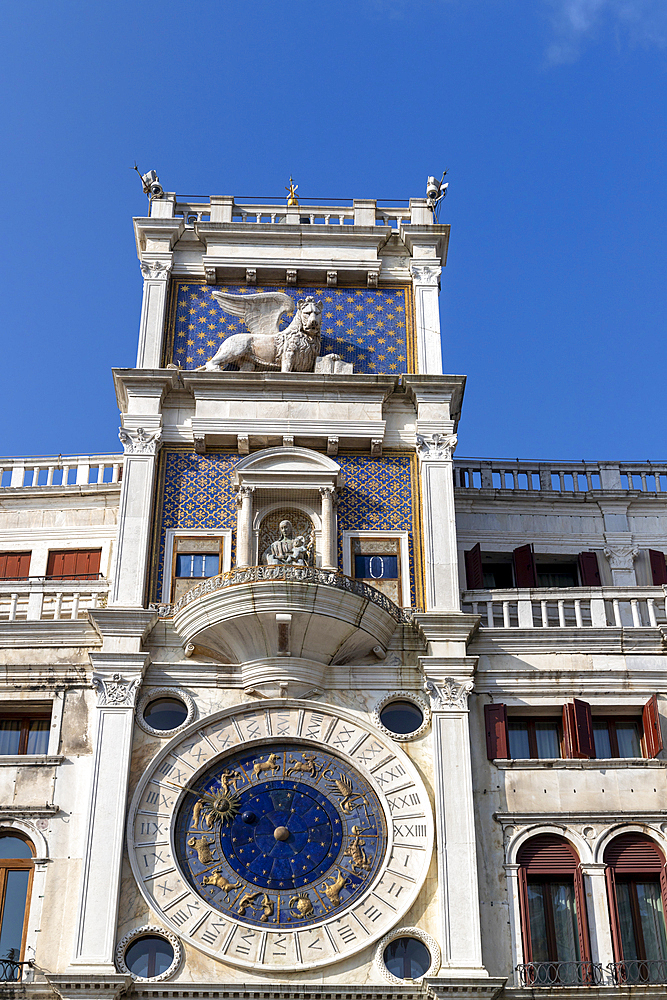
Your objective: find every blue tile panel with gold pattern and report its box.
[156,451,420,605]
[168,282,415,375]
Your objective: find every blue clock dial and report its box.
[175,743,387,928]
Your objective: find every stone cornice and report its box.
[88,609,157,649]
[468,627,666,655]
[0,621,102,649]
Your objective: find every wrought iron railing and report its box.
[0,958,31,982]
[516,961,603,986]
[152,564,415,625]
[608,959,667,985]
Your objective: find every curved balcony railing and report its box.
[608,959,667,985]
[0,958,32,982]
[151,565,414,625]
[516,961,603,986]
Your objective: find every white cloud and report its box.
[545,0,667,64]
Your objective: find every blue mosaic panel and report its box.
[157,452,240,599]
[336,454,419,607]
[169,282,414,375]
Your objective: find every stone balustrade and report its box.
[454,458,667,495]
[170,198,413,229]
[0,453,122,489]
[461,586,667,629]
[0,579,109,621]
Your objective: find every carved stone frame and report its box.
[374,926,441,983]
[115,923,182,982]
[135,687,196,738]
[372,691,431,741]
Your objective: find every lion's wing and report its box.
[212,291,294,337]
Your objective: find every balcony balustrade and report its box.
[608,959,667,985]
[455,458,667,495]
[0,453,122,489]
[0,578,109,622]
[461,586,667,629]
[172,199,413,229]
[0,959,32,983]
[516,961,604,987]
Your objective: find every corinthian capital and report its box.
[92,671,140,708]
[423,677,473,711]
[140,259,172,280]
[410,264,441,286]
[416,433,457,461]
[118,426,162,455]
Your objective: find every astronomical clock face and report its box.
[128,701,432,971]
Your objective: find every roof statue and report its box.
[286,176,299,207]
[196,291,353,374]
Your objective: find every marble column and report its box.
[424,675,487,976]
[581,863,615,971]
[410,264,443,375]
[319,487,337,569]
[111,427,162,607]
[69,654,148,973]
[417,433,459,611]
[136,260,172,368]
[236,486,254,567]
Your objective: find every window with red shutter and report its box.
[578,551,601,586]
[604,834,667,980]
[517,834,592,983]
[464,543,484,590]
[484,703,508,759]
[513,544,537,588]
[0,552,30,580]
[642,695,663,759]
[562,701,594,759]
[649,550,667,586]
[46,549,101,580]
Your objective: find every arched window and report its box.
[517,834,593,986]
[605,834,667,985]
[0,832,34,977]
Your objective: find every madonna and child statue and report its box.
[262,520,313,567]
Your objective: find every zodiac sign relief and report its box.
[320,869,348,907]
[343,825,373,874]
[200,870,241,897]
[289,892,315,919]
[285,752,321,779]
[187,835,218,864]
[324,770,369,815]
[237,890,275,922]
[252,752,280,780]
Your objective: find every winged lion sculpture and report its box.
[196,291,331,373]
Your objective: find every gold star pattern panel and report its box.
[167,282,416,374]
[153,451,422,608]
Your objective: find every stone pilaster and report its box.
[581,863,615,969]
[417,432,459,611]
[410,263,443,374]
[136,259,172,368]
[69,652,149,973]
[236,486,254,567]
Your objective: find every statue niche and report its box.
[259,511,314,567]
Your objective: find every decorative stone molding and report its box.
[319,485,337,505]
[410,263,441,286]
[237,433,250,455]
[115,924,181,982]
[135,687,196,737]
[246,268,257,284]
[327,436,339,456]
[367,270,379,288]
[372,692,431,741]
[204,266,216,285]
[423,676,474,710]
[371,438,383,457]
[118,426,162,456]
[140,260,172,280]
[603,542,639,570]
[327,270,338,287]
[47,975,132,1000]
[374,926,441,983]
[236,484,255,507]
[92,672,141,708]
[416,432,457,461]
[286,269,297,284]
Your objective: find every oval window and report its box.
[125,934,174,979]
[379,700,424,736]
[143,698,188,732]
[383,936,431,979]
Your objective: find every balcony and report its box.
[455,458,667,496]
[0,959,32,983]
[516,959,667,988]
[0,578,109,621]
[0,452,122,489]
[461,586,667,629]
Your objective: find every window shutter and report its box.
[47,549,101,579]
[578,551,601,586]
[574,866,592,965]
[605,863,623,962]
[0,552,30,579]
[484,703,508,760]
[643,695,663,758]
[649,549,667,586]
[464,543,484,590]
[573,699,595,758]
[604,833,665,873]
[512,544,537,588]
[46,551,65,578]
[517,834,579,874]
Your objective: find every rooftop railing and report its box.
[461,585,667,629]
[165,196,417,230]
[0,453,123,489]
[454,458,667,495]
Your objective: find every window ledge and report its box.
[0,755,64,767]
[493,757,665,769]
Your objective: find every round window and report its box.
[143,698,188,732]
[379,700,424,736]
[124,935,174,979]
[383,936,431,979]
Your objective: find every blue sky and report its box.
[1,0,665,460]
